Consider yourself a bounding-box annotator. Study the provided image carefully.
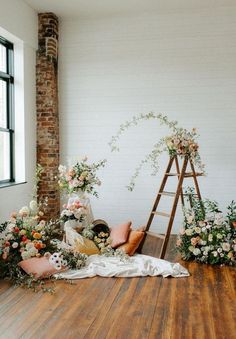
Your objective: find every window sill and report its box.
[0,181,27,189]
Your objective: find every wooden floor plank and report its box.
[0,236,235,339]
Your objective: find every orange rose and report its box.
[33,232,42,240]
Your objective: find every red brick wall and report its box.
[36,13,60,219]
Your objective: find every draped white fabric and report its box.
[54,254,189,279]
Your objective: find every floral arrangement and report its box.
[0,203,59,263]
[109,112,205,191]
[0,202,87,292]
[177,193,236,266]
[58,157,106,196]
[81,223,111,251]
[60,200,87,223]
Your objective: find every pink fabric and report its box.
[18,257,63,279]
[110,221,131,248]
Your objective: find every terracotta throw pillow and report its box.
[18,256,63,279]
[110,221,132,248]
[75,236,100,255]
[118,230,145,256]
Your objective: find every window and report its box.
[0,36,14,184]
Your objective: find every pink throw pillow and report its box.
[110,221,132,248]
[18,256,65,279]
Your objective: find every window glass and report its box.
[0,131,10,181]
[0,44,6,72]
[0,79,7,128]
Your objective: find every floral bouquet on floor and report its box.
[58,157,106,197]
[176,193,236,266]
[0,201,88,292]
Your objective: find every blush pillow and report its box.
[117,230,145,256]
[18,256,65,279]
[110,221,132,248]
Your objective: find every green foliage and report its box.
[177,193,236,266]
[109,112,205,191]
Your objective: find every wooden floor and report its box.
[0,236,235,339]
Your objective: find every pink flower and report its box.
[176,239,182,247]
[191,237,200,246]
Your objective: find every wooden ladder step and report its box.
[166,172,203,177]
[146,231,165,240]
[159,191,176,197]
[152,211,171,217]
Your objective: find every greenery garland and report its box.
[109,112,205,191]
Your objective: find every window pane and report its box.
[0,79,7,128]
[0,44,6,72]
[0,131,10,181]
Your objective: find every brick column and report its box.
[36,13,60,219]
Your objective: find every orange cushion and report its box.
[110,221,132,248]
[18,257,64,279]
[117,230,145,256]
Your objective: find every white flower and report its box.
[187,215,194,224]
[65,210,73,217]
[193,248,201,256]
[6,234,13,240]
[198,221,205,227]
[185,229,193,236]
[58,165,66,173]
[188,246,195,252]
[29,247,38,256]
[26,242,34,250]
[19,206,30,216]
[194,227,201,234]
[217,248,222,253]
[200,240,207,246]
[222,242,230,252]
[21,251,31,260]
[214,213,224,225]
[74,211,82,220]
[174,138,180,145]
[12,242,18,249]
[216,233,223,239]
[7,223,15,232]
[213,251,218,257]
[201,227,207,232]
[208,234,213,242]
[29,200,38,212]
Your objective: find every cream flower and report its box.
[222,242,230,252]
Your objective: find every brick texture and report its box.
[36,13,60,219]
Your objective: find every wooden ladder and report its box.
[139,155,203,259]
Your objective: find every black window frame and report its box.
[0,36,14,185]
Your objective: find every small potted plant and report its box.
[227,201,236,228]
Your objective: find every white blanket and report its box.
[55,254,189,279]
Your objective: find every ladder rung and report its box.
[166,172,203,177]
[152,211,171,218]
[159,191,176,197]
[146,231,165,240]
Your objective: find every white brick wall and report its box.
[59,6,236,233]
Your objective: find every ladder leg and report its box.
[174,156,185,206]
[159,157,189,259]
[138,156,175,253]
[145,156,175,232]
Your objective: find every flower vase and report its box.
[67,191,94,227]
[64,219,81,229]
